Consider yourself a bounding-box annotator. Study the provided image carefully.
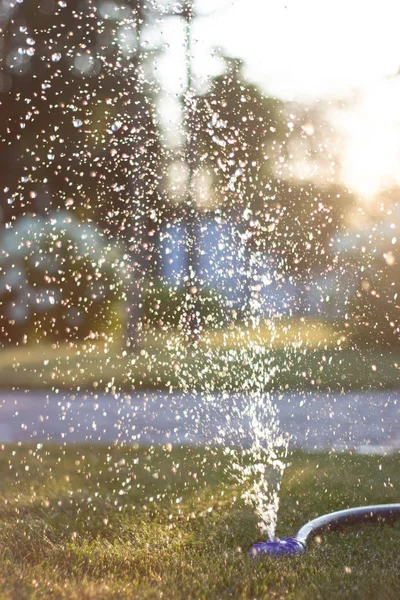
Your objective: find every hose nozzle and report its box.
[249,537,305,557]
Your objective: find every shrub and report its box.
[0,212,123,343]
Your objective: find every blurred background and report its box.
[1,0,400,393]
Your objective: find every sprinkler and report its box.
[249,503,400,557]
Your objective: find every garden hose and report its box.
[249,503,400,556]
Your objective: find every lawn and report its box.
[0,445,399,599]
[0,318,400,392]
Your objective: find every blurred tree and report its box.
[194,58,354,277]
[0,0,164,345]
[342,193,400,347]
[249,179,354,277]
[0,0,161,234]
[194,57,286,216]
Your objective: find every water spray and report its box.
[249,504,400,557]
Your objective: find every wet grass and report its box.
[0,445,399,599]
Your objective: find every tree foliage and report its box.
[0,0,162,243]
[194,58,354,275]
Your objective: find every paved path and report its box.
[0,390,399,453]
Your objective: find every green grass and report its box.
[1,318,400,393]
[0,445,399,599]
[0,334,400,393]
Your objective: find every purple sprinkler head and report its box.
[249,537,305,557]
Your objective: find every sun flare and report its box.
[339,79,400,200]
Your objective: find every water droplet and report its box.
[111,121,122,132]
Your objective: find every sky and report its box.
[154,0,400,199]
[193,0,400,101]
